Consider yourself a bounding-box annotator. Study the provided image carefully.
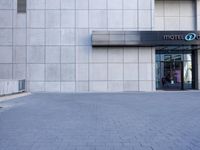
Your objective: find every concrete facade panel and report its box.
[1,0,198,92]
[46,0,60,9]
[46,29,61,46]
[45,64,60,81]
[89,10,107,28]
[123,10,138,29]
[46,46,60,63]
[0,29,12,45]
[45,82,60,92]
[76,82,89,92]
[27,64,45,81]
[13,29,26,46]
[76,64,89,81]
[13,46,26,63]
[0,0,12,9]
[123,0,137,9]
[89,0,107,9]
[76,0,89,9]
[108,10,123,29]
[28,82,45,92]
[139,0,151,9]
[61,46,75,63]
[139,81,153,91]
[124,81,139,91]
[61,64,75,81]
[27,46,45,63]
[61,29,75,46]
[90,81,107,92]
[13,64,26,79]
[76,10,89,28]
[108,81,123,92]
[0,10,12,28]
[13,14,26,28]
[46,10,60,28]
[139,63,152,81]
[0,47,12,63]
[108,64,123,81]
[61,0,75,9]
[61,82,75,92]
[124,48,139,63]
[0,64,12,79]
[108,48,123,63]
[61,10,75,28]
[124,64,139,80]
[76,46,89,63]
[108,0,122,9]
[27,29,45,45]
[90,64,107,81]
[27,0,45,9]
[27,10,45,28]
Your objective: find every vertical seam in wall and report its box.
[44,0,46,92]
[163,0,165,30]
[151,0,153,30]
[59,0,61,92]
[137,0,139,31]
[152,0,154,90]
[137,0,140,91]
[25,0,28,91]
[138,47,140,91]
[12,1,14,80]
[151,47,153,91]
[195,0,198,30]
[88,0,90,92]
[106,0,108,91]
[75,0,77,93]
[122,0,124,91]
[179,0,181,30]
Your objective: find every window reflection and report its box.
[156,50,193,90]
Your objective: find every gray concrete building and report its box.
[0,0,200,92]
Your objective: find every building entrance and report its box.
[159,61,183,90]
[156,48,196,90]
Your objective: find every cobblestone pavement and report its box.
[0,92,200,150]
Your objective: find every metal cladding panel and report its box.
[92,31,200,47]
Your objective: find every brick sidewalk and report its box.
[0,92,200,150]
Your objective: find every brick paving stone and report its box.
[0,92,200,150]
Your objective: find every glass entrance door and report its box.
[160,61,183,90]
[156,50,193,90]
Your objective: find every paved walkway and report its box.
[0,92,200,150]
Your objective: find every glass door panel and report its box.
[161,61,182,90]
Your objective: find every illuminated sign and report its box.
[163,33,200,41]
[185,33,197,41]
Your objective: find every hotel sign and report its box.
[92,31,200,47]
[163,33,200,41]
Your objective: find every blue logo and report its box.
[185,33,197,41]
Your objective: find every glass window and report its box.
[17,0,26,13]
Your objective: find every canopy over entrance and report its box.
[92,31,200,47]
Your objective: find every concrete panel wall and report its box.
[155,0,195,30]
[0,0,155,92]
[0,0,13,79]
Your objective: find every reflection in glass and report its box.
[184,61,192,89]
[156,50,193,90]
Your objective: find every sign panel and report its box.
[92,31,200,47]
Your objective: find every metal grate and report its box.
[17,0,26,13]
